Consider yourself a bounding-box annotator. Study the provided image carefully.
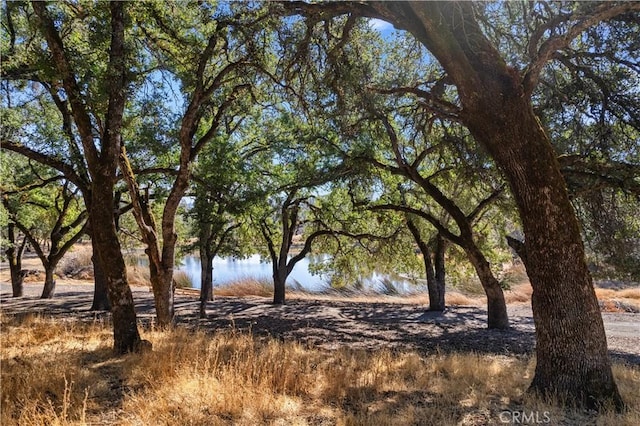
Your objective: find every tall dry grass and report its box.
[2,313,638,425]
[214,277,274,297]
[55,244,94,280]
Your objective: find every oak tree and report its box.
[280,0,639,408]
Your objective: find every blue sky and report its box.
[368,18,394,34]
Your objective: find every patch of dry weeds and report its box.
[2,314,638,425]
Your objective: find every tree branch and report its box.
[31,1,99,172]
[522,2,640,95]
[1,139,86,191]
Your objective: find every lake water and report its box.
[176,254,427,294]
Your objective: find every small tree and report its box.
[248,112,357,304]
[189,134,263,317]
[1,223,28,297]
[2,179,87,298]
[405,216,448,311]
[117,2,268,326]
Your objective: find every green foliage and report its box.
[2,1,638,287]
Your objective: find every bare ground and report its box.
[1,281,638,365]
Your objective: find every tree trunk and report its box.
[6,223,25,297]
[463,244,509,329]
[273,268,287,305]
[118,145,176,327]
[10,268,25,298]
[148,259,175,328]
[471,100,622,408]
[90,251,111,311]
[199,247,214,318]
[40,266,56,299]
[432,235,447,311]
[445,58,622,405]
[406,218,446,311]
[422,245,442,311]
[380,2,623,407]
[91,180,142,354]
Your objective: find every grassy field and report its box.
[1,313,639,426]
[3,250,639,424]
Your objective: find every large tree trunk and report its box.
[273,267,287,305]
[470,100,621,408]
[91,180,142,354]
[90,251,111,311]
[6,223,26,297]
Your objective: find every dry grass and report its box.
[504,283,534,304]
[56,244,94,280]
[214,277,274,297]
[173,270,193,289]
[1,314,638,426]
[617,288,640,300]
[126,264,151,287]
[596,287,640,312]
[446,291,482,306]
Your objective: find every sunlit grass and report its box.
[214,277,274,297]
[2,314,638,425]
[173,270,193,289]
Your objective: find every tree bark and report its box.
[406,218,446,311]
[463,244,509,329]
[90,251,111,311]
[467,101,621,406]
[6,223,26,297]
[91,178,142,354]
[273,268,287,305]
[40,266,56,299]
[199,246,214,318]
[432,234,447,311]
[148,262,175,327]
[486,105,620,408]
[422,244,442,311]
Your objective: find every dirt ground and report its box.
[1,279,639,365]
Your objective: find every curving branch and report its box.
[1,174,66,195]
[1,139,86,191]
[467,186,506,223]
[368,85,461,120]
[522,1,640,96]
